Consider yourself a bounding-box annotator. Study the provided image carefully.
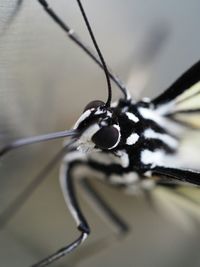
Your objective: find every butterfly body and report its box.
[1,1,200,267]
[62,97,180,195]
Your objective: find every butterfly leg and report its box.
[80,178,129,234]
[31,161,90,267]
[31,147,131,267]
[66,178,129,267]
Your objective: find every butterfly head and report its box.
[74,100,121,153]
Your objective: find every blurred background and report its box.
[0,0,200,266]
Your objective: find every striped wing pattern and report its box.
[153,61,200,128]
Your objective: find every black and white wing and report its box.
[141,61,200,231]
[152,60,200,128]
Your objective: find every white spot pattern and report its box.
[125,112,139,123]
[126,133,139,145]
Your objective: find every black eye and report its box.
[92,126,120,149]
[83,100,105,112]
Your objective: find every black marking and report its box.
[92,126,120,150]
[152,60,200,106]
[152,166,200,186]
[83,100,105,112]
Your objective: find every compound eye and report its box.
[92,126,120,150]
[83,100,105,112]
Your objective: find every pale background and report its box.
[0,0,200,267]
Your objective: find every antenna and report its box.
[37,0,129,100]
[75,0,112,106]
[0,130,78,157]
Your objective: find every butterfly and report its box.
[0,1,200,267]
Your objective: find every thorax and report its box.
[111,99,180,169]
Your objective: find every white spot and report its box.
[141,149,179,168]
[142,97,151,103]
[107,111,112,117]
[155,101,175,116]
[121,152,129,168]
[68,29,74,35]
[126,112,139,123]
[126,133,139,145]
[144,170,152,177]
[110,172,139,184]
[141,149,166,167]
[144,128,178,149]
[115,150,129,167]
[81,233,88,243]
[77,123,100,153]
[94,109,112,118]
[73,110,91,129]
[139,107,162,123]
[126,90,132,100]
[111,101,118,108]
[94,109,104,115]
[100,121,107,126]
